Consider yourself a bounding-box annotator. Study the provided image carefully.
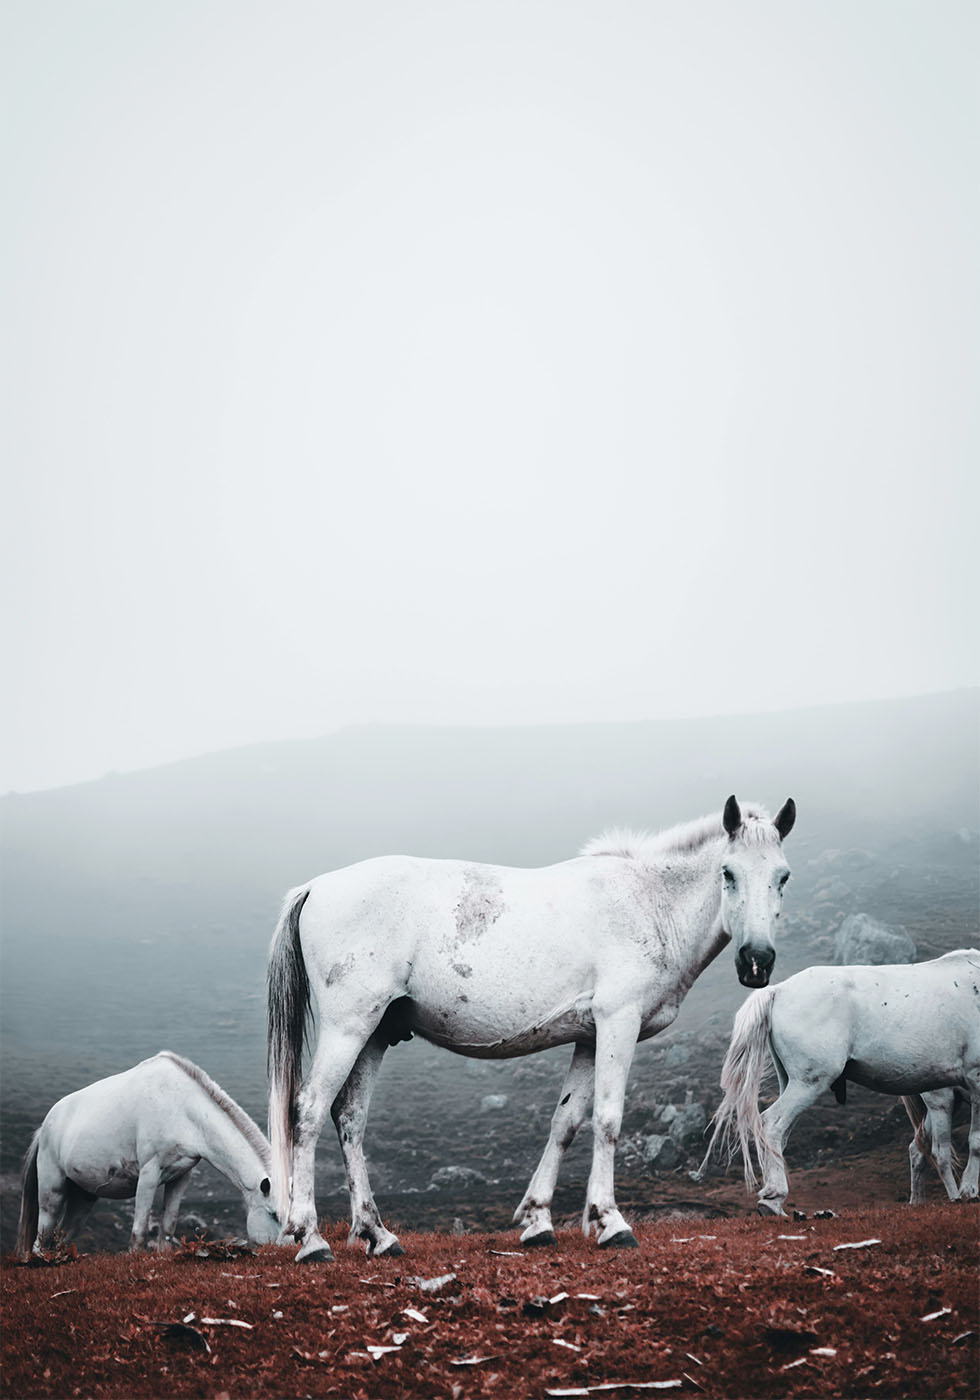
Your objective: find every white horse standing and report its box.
[699,950,980,1215]
[17,1051,279,1255]
[267,795,797,1262]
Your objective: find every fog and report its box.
[3,2,978,794]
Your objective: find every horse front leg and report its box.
[331,1030,403,1258]
[129,1160,162,1251]
[33,1150,68,1255]
[157,1167,196,1251]
[513,1042,594,1247]
[583,1006,641,1248]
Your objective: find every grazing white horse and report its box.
[267,795,797,1262]
[17,1051,279,1256]
[699,950,980,1215]
[903,1087,969,1204]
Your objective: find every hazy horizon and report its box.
[3,3,977,794]
[2,682,976,799]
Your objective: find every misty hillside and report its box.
[1,690,977,1246]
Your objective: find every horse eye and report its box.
[722,867,735,885]
[778,872,790,889]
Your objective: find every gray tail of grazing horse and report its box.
[267,885,313,1222]
[16,1130,41,1257]
[696,986,780,1191]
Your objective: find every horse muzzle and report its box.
[736,946,775,988]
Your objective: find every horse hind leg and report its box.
[958,1080,980,1200]
[923,1093,959,1201]
[756,1079,826,1217]
[908,1136,929,1205]
[331,1029,403,1258]
[285,1015,386,1263]
[513,1041,594,1247]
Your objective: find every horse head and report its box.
[245,1174,280,1245]
[721,794,795,988]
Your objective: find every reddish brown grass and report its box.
[2,1204,976,1399]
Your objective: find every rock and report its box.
[480,1094,509,1112]
[834,912,916,966]
[641,1133,683,1171]
[668,1102,708,1150]
[428,1165,486,1190]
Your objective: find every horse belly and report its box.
[407,934,596,1058]
[846,1020,966,1094]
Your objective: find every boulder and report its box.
[428,1165,486,1190]
[833,912,916,966]
[641,1134,683,1171]
[668,1102,708,1150]
[480,1093,509,1113]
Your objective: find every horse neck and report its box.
[186,1089,267,1197]
[655,839,727,985]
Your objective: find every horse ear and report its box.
[260,1177,271,1196]
[774,798,796,840]
[722,795,741,837]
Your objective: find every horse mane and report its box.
[580,804,774,861]
[155,1051,271,1170]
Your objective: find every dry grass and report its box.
[2,1204,977,1399]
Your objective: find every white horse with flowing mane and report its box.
[267,794,796,1262]
[17,1051,279,1256]
[699,950,980,1215]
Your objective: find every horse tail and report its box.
[16,1129,42,1257]
[267,884,313,1222]
[697,986,778,1191]
[903,1093,928,1144]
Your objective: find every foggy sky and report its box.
[2,2,977,794]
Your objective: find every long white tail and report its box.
[266,885,312,1222]
[698,986,779,1191]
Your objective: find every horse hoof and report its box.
[522,1231,557,1249]
[757,1202,785,1218]
[376,1240,405,1258]
[599,1229,639,1249]
[296,1243,335,1264]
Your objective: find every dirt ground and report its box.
[3,1197,977,1400]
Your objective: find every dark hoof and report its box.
[757,1202,785,1218]
[297,1245,335,1264]
[522,1231,557,1249]
[377,1241,405,1257]
[599,1229,639,1249]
